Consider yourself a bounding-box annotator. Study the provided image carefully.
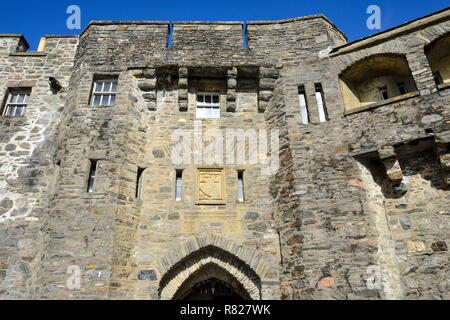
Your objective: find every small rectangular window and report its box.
[298,86,309,125]
[237,171,245,202]
[433,73,442,86]
[90,79,118,106]
[2,89,31,117]
[397,82,407,95]
[315,84,328,123]
[379,86,389,100]
[136,167,145,200]
[175,170,183,201]
[196,92,221,119]
[87,160,98,193]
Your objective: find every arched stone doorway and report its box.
[158,245,261,300]
[173,263,251,300]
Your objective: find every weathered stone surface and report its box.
[0,9,449,301]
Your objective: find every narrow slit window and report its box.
[238,171,245,202]
[136,168,145,200]
[2,89,31,117]
[175,170,183,201]
[90,79,118,106]
[315,84,328,123]
[87,160,98,193]
[298,86,309,125]
[379,86,389,100]
[397,82,407,95]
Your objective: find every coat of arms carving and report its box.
[196,168,226,204]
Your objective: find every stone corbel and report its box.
[378,146,403,184]
[178,67,188,112]
[138,67,157,111]
[258,67,278,113]
[226,67,237,112]
[436,145,450,186]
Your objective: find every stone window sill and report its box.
[344,91,420,116]
[89,105,115,109]
[1,115,26,119]
[81,192,107,199]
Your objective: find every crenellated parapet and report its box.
[78,21,170,66]
[171,21,244,50]
[246,15,347,52]
[0,34,29,53]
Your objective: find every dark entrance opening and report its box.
[159,246,261,300]
[182,278,246,301]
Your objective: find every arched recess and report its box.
[339,54,417,111]
[158,245,262,300]
[173,263,252,300]
[425,32,450,86]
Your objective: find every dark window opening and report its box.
[136,167,145,199]
[379,86,389,100]
[87,160,98,193]
[397,82,407,95]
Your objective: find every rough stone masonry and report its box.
[0,7,448,300]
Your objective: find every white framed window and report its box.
[2,90,31,117]
[298,86,309,125]
[90,79,118,106]
[196,92,220,119]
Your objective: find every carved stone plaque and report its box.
[196,168,226,205]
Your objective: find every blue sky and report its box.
[0,0,447,50]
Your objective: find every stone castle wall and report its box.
[0,34,78,298]
[0,9,448,300]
